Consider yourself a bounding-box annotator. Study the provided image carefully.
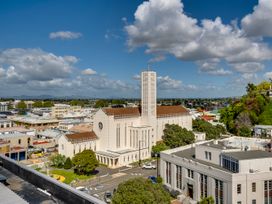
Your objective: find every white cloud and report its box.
[242,0,272,37]
[264,72,272,80]
[0,48,76,83]
[49,31,82,40]
[125,0,272,75]
[81,68,97,75]
[157,75,182,90]
[231,62,264,73]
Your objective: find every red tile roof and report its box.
[65,131,97,143]
[103,106,189,118]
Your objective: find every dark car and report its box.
[104,191,112,203]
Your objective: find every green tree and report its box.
[193,119,226,140]
[72,150,98,175]
[17,101,27,115]
[94,100,109,108]
[33,101,43,108]
[152,141,169,155]
[238,126,251,137]
[162,124,195,149]
[258,102,272,125]
[112,178,170,204]
[43,101,54,107]
[64,157,73,169]
[69,100,84,107]
[50,154,66,168]
[199,196,215,204]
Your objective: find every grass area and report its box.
[50,169,94,184]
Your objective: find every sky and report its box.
[1,0,272,98]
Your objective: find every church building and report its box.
[93,70,192,168]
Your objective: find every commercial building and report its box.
[0,119,13,128]
[92,70,192,168]
[160,136,272,204]
[0,102,8,112]
[0,133,33,161]
[51,104,82,119]
[11,116,59,131]
[254,125,272,138]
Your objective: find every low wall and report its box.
[0,155,105,204]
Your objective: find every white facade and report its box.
[58,133,97,158]
[160,137,272,204]
[0,102,8,112]
[93,70,192,168]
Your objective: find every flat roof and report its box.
[172,147,233,173]
[223,150,272,160]
[0,183,28,204]
[201,141,237,150]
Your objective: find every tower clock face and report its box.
[98,122,103,130]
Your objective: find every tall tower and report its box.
[141,70,157,124]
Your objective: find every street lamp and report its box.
[154,153,159,178]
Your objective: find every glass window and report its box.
[252,182,256,192]
[237,184,241,194]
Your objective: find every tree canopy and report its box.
[152,141,169,155]
[72,150,98,175]
[200,196,215,204]
[94,100,109,108]
[193,119,226,140]
[162,124,195,149]
[220,81,272,136]
[50,154,66,168]
[17,101,27,115]
[112,178,171,204]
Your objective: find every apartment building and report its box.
[51,104,82,119]
[160,137,272,204]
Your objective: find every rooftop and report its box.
[103,105,189,118]
[223,150,272,160]
[65,131,97,143]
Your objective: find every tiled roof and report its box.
[65,131,97,143]
[103,107,141,118]
[103,106,189,118]
[157,106,189,117]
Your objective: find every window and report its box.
[166,162,171,185]
[252,182,256,192]
[205,151,208,159]
[209,152,212,160]
[221,154,239,173]
[264,180,272,204]
[18,139,21,145]
[215,179,224,204]
[187,169,194,179]
[237,184,241,194]
[176,165,182,189]
[237,202,241,204]
[252,199,256,204]
[200,174,208,198]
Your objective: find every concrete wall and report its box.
[0,155,105,204]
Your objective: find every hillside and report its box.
[220,81,272,136]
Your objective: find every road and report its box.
[75,164,158,202]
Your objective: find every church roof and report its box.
[102,106,189,118]
[157,105,189,118]
[65,131,97,143]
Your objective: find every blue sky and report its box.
[0,0,272,98]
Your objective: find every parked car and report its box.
[104,191,112,203]
[148,176,157,184]
[142,163,156,169]
[76,186,89,194]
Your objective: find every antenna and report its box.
[147,64,151,71]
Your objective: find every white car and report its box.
[142,163,156,169]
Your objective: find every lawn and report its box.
[50,169,94,184]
